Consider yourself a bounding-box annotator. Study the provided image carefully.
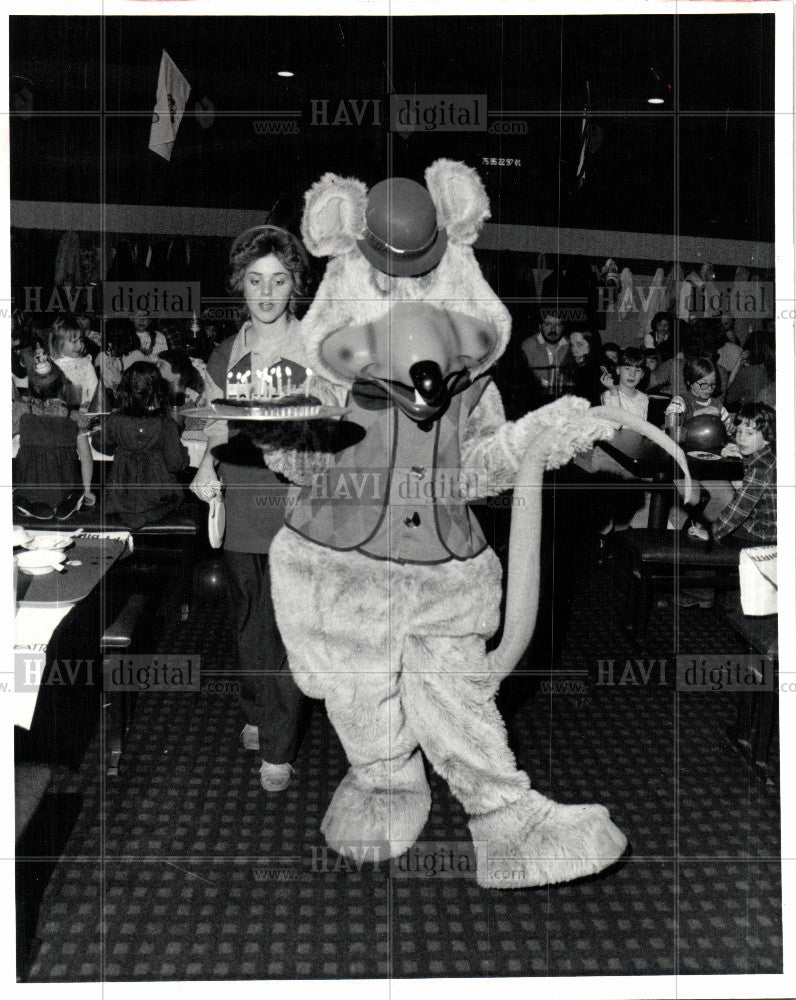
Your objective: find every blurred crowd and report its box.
[11,308,235,525]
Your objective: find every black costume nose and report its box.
[409,360,445,403]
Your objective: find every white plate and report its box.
[25,533,76,550]
[17,549,67,573]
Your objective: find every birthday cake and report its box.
[218,394,324,418]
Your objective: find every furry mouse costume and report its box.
[263,160,693,888]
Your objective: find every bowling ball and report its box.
[681,412,727,454]
[192,556,227,598]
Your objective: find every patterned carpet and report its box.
[23,504,781,981]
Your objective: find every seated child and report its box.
[678,404,776,605]
[665,356,732,435]
[49,313,99,409]
[702,403,776,544]
[600,346,649,419]
[91,361,189,530]
[13,352,95,521]
[593,347,649,535]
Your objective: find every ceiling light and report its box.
[647,66,666,106]
[277,71,294,78]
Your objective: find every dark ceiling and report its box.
[9,13,775,241]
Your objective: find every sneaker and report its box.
[14,501,54,521]
[259,761,292,793]
[55,493,84,521]
[240,724,260,751]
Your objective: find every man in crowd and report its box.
[521,308,569,396]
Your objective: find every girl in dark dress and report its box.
[91,362,188,530]
[13,356,93,521]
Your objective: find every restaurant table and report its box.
[14,530,132,766]
[594,437,744,529]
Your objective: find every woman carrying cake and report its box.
[191,224,339,792]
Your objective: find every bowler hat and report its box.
[358,178,447,277]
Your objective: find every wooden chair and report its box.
[617,529,746,643]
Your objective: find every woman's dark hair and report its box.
[561,330,602,388]
[157,349,204,395]
[227,225,311,318]
[105,317,140,358]
[567,328,602,358]
[683,355,717,387]
[116,361,171,418]
[734,402,775,445]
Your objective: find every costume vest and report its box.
[285,377,492,564]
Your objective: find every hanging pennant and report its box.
[149,50,191,162]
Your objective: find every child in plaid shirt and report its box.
[686,402,776,545]
[712,403,776,543]
[678,403,775,607]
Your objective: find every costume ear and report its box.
[425,159,491,246]
[301,172,368,258]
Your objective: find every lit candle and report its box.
[275,365,283,397]
[265,372,273,400]
[285,366,293,395]
[305,368,313,396]
[227,370,236,399]
[255,369,265,398]
[243,370,251,400]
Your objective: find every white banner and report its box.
[148,50,191,162]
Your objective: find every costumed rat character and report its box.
[262,160,693,888]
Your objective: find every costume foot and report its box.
[469,789,628,889]
[321,768,431,861]
[260,761,292,792]
[240,724,260,751]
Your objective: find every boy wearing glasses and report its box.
[664,356,732,432]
